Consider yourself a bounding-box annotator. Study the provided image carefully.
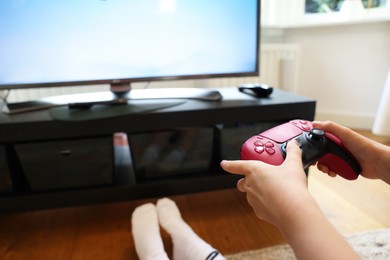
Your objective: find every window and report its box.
[305,0,344,13]
[362,0,388,8]
[261,0,390,28]
[305,0,388,14]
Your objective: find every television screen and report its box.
[0,0,260,90]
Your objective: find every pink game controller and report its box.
[240,119,361,180]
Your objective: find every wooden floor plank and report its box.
[308,168,390,234]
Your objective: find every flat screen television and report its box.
[0,0,260,113]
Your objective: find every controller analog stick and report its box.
[308,128,325,141]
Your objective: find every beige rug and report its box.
[226,229,390,260]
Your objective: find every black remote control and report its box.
[238,83,273,98]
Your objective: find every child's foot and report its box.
[156,198,225,260]
[131,203,169,260]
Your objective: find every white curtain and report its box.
[372,68,390,136]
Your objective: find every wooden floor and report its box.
[309,129,390,234]
[0,130,389,259]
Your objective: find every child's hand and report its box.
[220,141,312,226]
[313,121,390,184]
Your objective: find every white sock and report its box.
[131,203,169,260]
[156,198,225,260]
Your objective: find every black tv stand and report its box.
[2,87,222,115]
[0,87,316,213]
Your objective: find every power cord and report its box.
[143,81,151,89]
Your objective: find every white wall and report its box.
[280,21,390,129]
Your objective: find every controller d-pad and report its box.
[254,141,264,147]
[253,140,276,155]
[254,146,264,154]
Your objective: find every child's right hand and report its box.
[312,121,390,184]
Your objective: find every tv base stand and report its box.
[3,87,222,114]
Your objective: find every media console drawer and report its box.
[0,145,13,193]
[129,127,214,181]
[14,137,114,191]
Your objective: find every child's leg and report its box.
[156,198,225,260]
[131,203,170,260]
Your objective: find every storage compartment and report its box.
[15,137,114,191]
[0,145,13,192]
[129,127,214,181]
[218,122,282,160]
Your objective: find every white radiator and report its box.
[2,43,300,103]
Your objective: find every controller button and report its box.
[302,125,310,131]
[254,146,265,154]
[266,147,275,154]
[256,136,264,140]
[265,142,274,148]
[254,141,264,147]
[299,120,308,124]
